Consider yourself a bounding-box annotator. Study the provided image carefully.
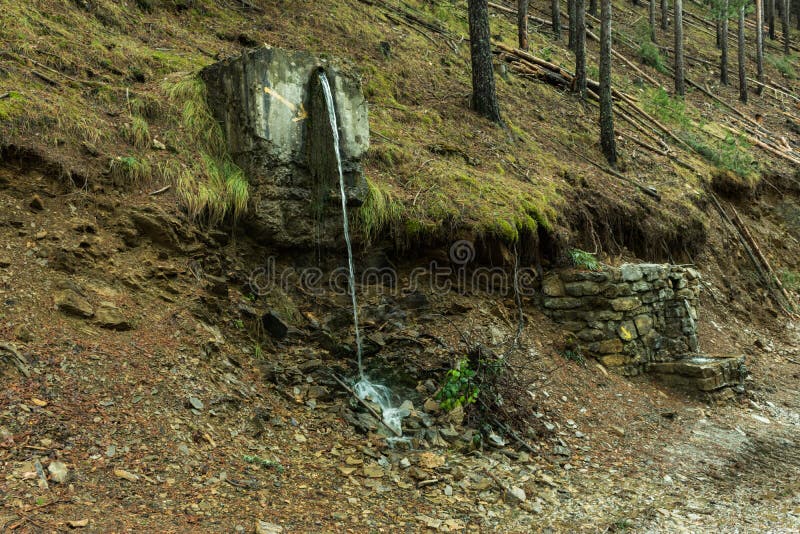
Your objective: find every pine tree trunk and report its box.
[649,0,657,42]
[768,0,776,39]
[782,0,791,54]
[575,0,587,98]
[569,0,577,50]
[739,5,748,103]
[674,0,685,95]
[661,0,669,30]
[468,0,503,123]
[552,0,562,38]
[589,0,598,17]
[600,0,617,167]
[518,0,530,50]
[756,0,764,84]
[721,0,729,85]
[716,17,722,49]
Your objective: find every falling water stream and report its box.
[318,72,409,437]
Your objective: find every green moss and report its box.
[0,92,25,121]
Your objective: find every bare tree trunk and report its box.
[768,0,776,39]
[575,0,587,98]
[661,0,669,30]
[716,16,722,49]
[782,0,791,54]
[518,0,530,50]
[589,0,598,17]
[600,0,617,167]
[756,0,765,85]
[569,0,577,50]
[721,0,729,85]
[468,0,503,124]
[552,0,562,38]
[649,0,657,42]
[739,5,748,103]
[674,0,685,95]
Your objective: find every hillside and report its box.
[1,0,799,532]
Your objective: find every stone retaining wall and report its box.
[542,264,702,374]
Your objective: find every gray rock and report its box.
[188,396,204,410]
[54,289,94,318]
[564,281,602,297]
[543,297,583,310]
[610,296,641,312]
[255,520,284,534]
[620,264,643,282]
[506,486,527,504]
[48,461,68,483]
[541,275,565,297]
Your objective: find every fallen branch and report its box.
[32,70,58,86]
[148,184,171,196]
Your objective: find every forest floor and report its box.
[0,159,799,533]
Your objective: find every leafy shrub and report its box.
[638,41,668,73]
[436,359,480,412]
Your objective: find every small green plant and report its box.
[779,270,800,291]
[538,46,554,62]
[234,319,245,330]
[436,359,480,411]
[645,87,689,127]
[569,248,600,271]
[243,454,283,472]
[121,115,151,149]
[766,54,797,79]
[109,155,152,185]
[638,40,667,73]
[253,343,263,359]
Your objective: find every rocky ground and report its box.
[1,164,799,533]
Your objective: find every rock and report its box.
[95,302,132,331]
[29,195,44,211]
[113,469,139,482]
[592,339,623,354]
[0,257,10,268]
[617,321,637,341]
[48,461,68,483]
[54,289,94,318]
[610,296,642,312]
[505,486,527,504]
[262,311,289,340]
[66,519,90,528]
[255,520,283,534]
[423,398,440,413]
[564,281,602,297]
[620,264,643,282]
[541,275,565,297]
[611,425,626,436]
[543,297,583,310]
[188,396,204,410]
[634,314,654,336]
[362,464,384,478]
[13,325,34,342]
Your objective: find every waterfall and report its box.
[318,72,408,438]
[318,71,364,374]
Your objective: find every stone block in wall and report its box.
[590,338,624,354]
[620,264,643,282]
[582,310,624,322]
[618,321,637,341]
[610,296,642,311]
[631,280,651,292]
[577,329,605,342]
[675,288,695,299]
[600,354,629,367]
[543,297,583,310]
[542,275,566,297]
[560,270,611,283]
[564,281,604,297]
[634,314,653,336]
[642,264,667,281]
[658,288,675,300]
[641,291,657,304]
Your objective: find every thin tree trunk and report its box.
[518,0,530,50]
[756,0,765,85]
[552,0,562,38]
[649,0,657,42]
[575,0,587,98]
[661,0,669,30]
[589,0,598,17]
[468,0,503,124]
[716,16,722,49]
[739,5,748,103]
[721,0,729,85]
[782,0,791,54]
[768,0,776,39]
[600,0,617,167]
[569,0,577,50]
[674,0,685,95]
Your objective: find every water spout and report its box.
[318,71,408,438]
[318,71,364,375]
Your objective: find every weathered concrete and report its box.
[201,46,369,247]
